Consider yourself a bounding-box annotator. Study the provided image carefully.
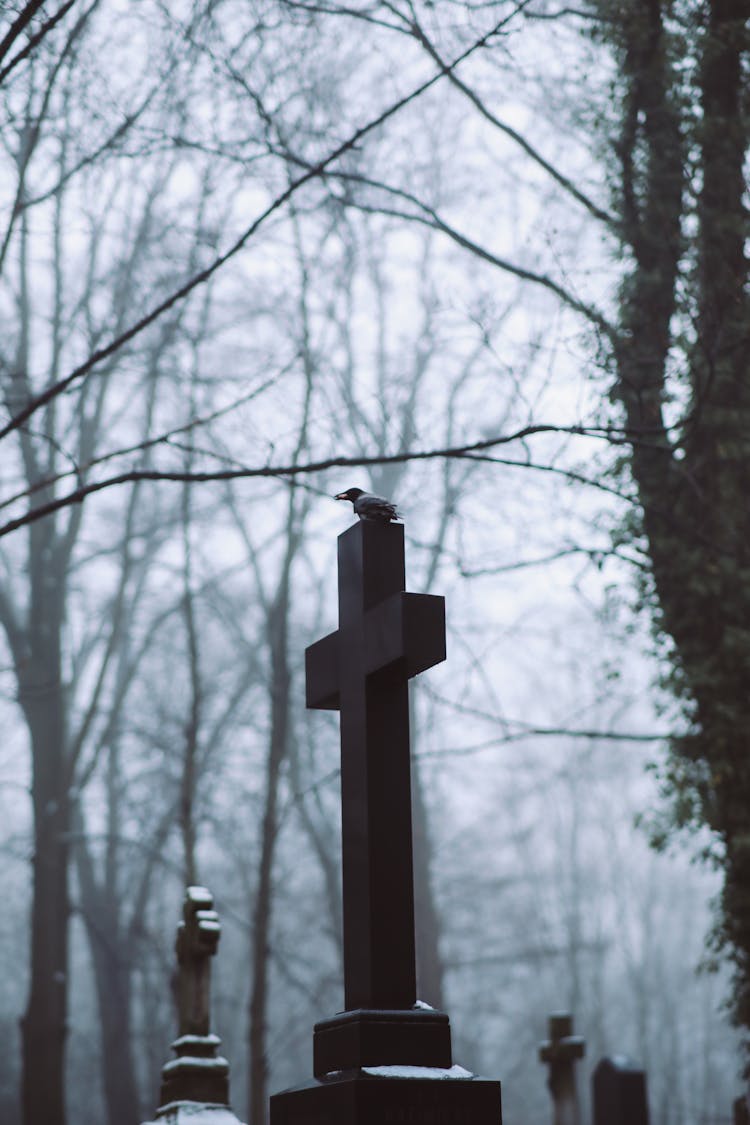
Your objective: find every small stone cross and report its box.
[539,1013,585,1125]
[176,885,221,1037]
[306,520,445,1012]
[158,886,229,1110]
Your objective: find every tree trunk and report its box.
[611,0,750,1042]
[673,0,750,1038]
[75,803,140,1125]
[248,590,291,1125]
[19,525,70,1125]
[86,913,139,1125]
[22,729,69,1125]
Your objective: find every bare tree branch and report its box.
[0,365,296,516]
[385,4,621,230]
[328,177,615,336]
[0,13,517,444]
[0,421,665,538]
[0,1,51,75]
[0,2,78,86]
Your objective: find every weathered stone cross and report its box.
[175,885,221,1036]
[159,885,229,1109]
[306,519,445,1052]
[539,1013,585,1125]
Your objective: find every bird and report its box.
[334,486,402,522]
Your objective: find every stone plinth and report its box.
[272,1067,502,1125]
[159,1034,230,1108]
[313,1008,452,1077]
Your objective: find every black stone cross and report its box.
[306,520,449,1072]
[271,519,504,1125]
[306,520,445,1011]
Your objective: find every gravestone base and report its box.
[271,1068,502,1125]
[313,1009,452,1077]
[159,1034,230,1108]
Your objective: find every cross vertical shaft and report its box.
[337,522,416,1010]
[306,519,448,1072]
[272,519,504,1121]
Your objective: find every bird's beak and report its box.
[334,492,347,500]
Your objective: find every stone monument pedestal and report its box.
[313,1007,452,1076]
[159,1033,230,1108]
[272,1066,502,1125]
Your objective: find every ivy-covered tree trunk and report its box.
[608,0,750,1050]
[676,0,750,1039]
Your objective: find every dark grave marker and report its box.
[271,519,502,1125]
[153,886,236,1118]
[539,1013,585,1125]
[592,1056,649,1125]
[306,519,448,1074]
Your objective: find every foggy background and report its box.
[0,2,742,1123]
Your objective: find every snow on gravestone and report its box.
[143,1107,245,1125]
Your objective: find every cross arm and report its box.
[539,1035,586,1064]
[365,592,445,679]
[306,629,340,710]
[305,593,446,710]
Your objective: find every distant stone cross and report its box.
[176,885,221,1036]
[159,885,229,1110]
[539,1013,585,1125]
[306,520,445,1011]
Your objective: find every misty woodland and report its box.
[0,2,749,1124]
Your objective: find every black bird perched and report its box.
[334,486,401,522]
